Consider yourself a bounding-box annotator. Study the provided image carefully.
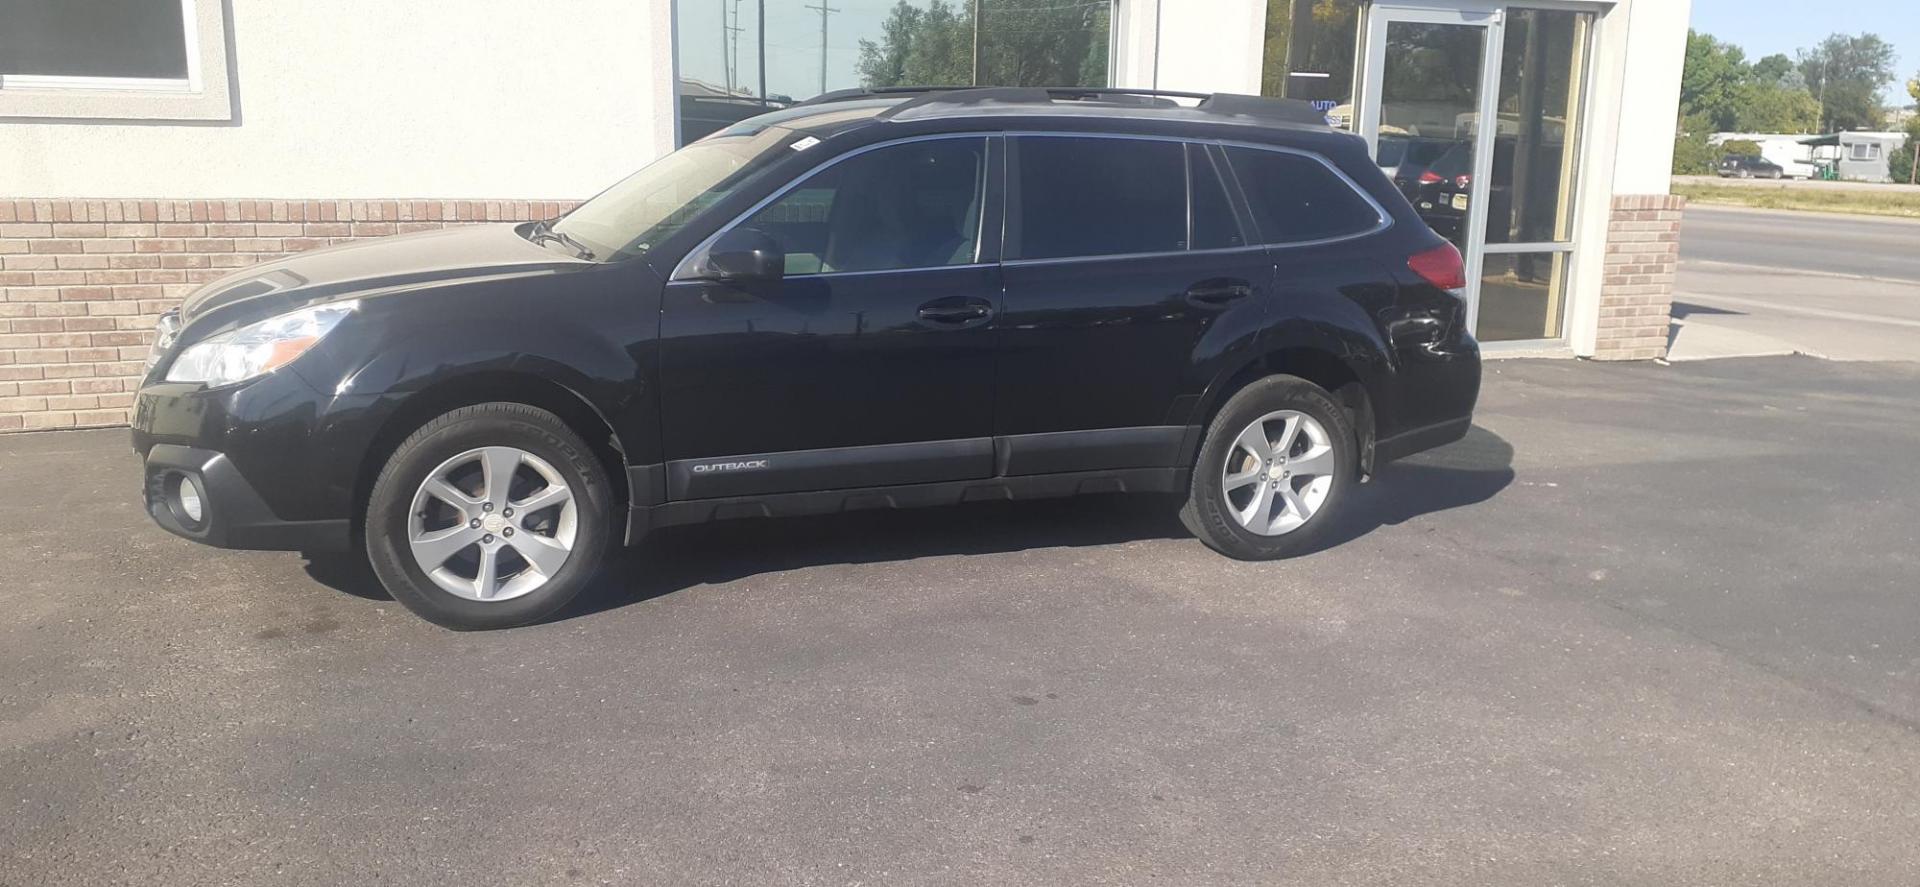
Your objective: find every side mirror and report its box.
[701,229,785,284]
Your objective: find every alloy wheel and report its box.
[1220,410,1336,537]
[406,446,578,602]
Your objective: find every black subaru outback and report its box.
[133,87,1481,630]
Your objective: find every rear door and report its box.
[993,135,1274,475]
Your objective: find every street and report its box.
[5,357,1920,885]
[1672,205,1920,361]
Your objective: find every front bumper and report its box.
[141,444,351,551]
[132,370,365,553]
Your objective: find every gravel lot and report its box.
[4,356,1918,886]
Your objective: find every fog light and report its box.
[177,476,205,523]
[165,472,208,530]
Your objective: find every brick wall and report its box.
[0,198,573,433]
[1595,194,1686,361]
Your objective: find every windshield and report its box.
[553,124,802,260]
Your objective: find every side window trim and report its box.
[1188,142,1256,250]
[1183,142,1197,252]
[1204,143,1262,247]
[1216,140,1395,249]
[670,132,997,282]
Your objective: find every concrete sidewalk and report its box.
[4,357,1920,885]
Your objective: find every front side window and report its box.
[1012,137,1188,260]
[1,0,190,82]
[554,124,804,260]
[1225,147,1382,244]
[733,137,988,275]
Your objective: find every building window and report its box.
[1,0,191,87]
[1850,142,1882,161]
[1259,0,1364,128]
[673,0,1114,145]
[0,0,231,120]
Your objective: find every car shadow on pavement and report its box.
[550,425,1515,623]
[299,426,1514,621]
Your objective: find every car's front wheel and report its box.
[365,403,613,630]
[1181,375,1356,560]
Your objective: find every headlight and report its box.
[165,301,358,386]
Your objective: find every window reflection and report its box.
[1486,9,1591,244]
[675,0,1112,145]
[1377,21,1486,250]
[1259,0,1362,127]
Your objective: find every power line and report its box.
[803,2,840,97]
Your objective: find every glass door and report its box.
[1358,6,1500,331]
[1356,4,1595,345]
[1477,8,1592,343]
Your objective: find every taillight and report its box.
[1408,243,1467,294]
[1418,170,1444,185]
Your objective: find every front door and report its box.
[658,135,1002,499]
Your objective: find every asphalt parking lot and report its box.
[4,356,1919,885]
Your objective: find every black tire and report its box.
[1180,375,1356,561]
[365,403,614,630]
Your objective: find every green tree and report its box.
[1796,33,1897,131]
[1680,30,1750,130]
[1733,79,1823,133]
[1891,112,1920,186]
[1751,53,1795,84]
[855,0,1111,90]
[1672,113,1720,175]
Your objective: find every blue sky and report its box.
[1691,0,1918,103]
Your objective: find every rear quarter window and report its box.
[1225,146,1384,245]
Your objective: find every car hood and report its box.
[179,224,591,323]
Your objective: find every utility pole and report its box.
[724,0,745,94]
[971,0,985,86]
[725,0,741,94]
[756,0,767,102]
[804,2,839,97]
[718,0,731,94]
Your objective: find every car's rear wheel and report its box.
[1181,375,1355,560]
[365,403,613,630]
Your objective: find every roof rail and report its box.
[793,85,976,107]
[796,86,1331,127]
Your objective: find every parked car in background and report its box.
[1717,154,1785,179]
[132,87,1482,630]
[1398,140,1509,239]
[1376,133,1455,183]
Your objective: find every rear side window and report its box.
[1012,137,1187,260]
[1225,146,1383,244]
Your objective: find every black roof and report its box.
[748,86,1341,140]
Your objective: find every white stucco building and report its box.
[1,0,1691,432]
